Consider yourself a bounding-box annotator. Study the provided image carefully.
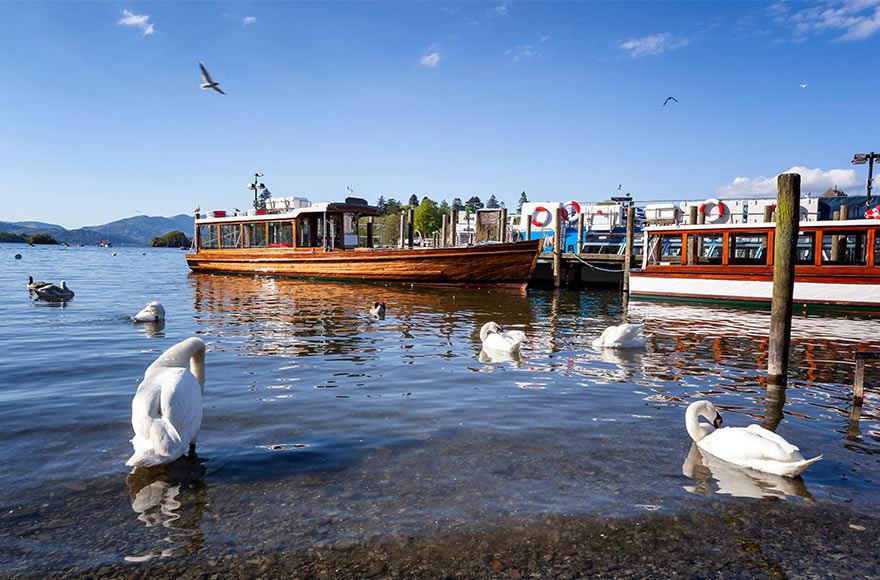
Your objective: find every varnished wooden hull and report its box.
[185,240,541,289]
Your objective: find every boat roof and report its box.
[196,201,383,224]
[644,218,880,232]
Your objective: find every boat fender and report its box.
[698,198,726,223]
[562,201,581,222]
[531,207,552,228]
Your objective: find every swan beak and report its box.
[713,413,723,429]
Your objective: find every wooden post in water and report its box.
[577,212,585,254]
[854,354,866,405]
[399,211,406,249]
[500,208,508,242]
[830,209,841,262]
[553,207,564,288]
[622,206,635,294]
[450,210,458,246]
[763,205,773,222]
[440,215,448,248]
[366,217,374,248]
[768,173,800,386]
[407,208,415,248]
[525,211,532,243]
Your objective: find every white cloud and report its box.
[118,9,154,36]
[495,2,509,16]
[506,35,550,63]
[243,16,257,26]
[618,32,689,58]
[418,51,442,68]
[786,0,880,41]
[716,166,862,198]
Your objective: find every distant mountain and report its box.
[0,214,193,246]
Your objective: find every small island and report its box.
[150,230,191,248]
[0,231,59,244]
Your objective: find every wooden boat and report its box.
[630,218,880,312]
[186,199,540,289]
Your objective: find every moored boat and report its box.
[185,198,540,289]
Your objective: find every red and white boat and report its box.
[630,198,880,313]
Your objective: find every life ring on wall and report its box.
[562,201,581,222]
[866,205,880,219]
[698,198,727,223]
[531,206,552,227]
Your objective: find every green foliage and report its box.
[518,191,529,212]
[438,200,450,215]
[465,196,484,213]
[486,195,500,209]
[451,198,464,212]
[376,196,387,211]
[27,233,59,245]
[408,194,419,206]
[414,197,442,235]
[0,231,27,243]
[384,198,402,215]
[257,188,272,210]
[150,230,191,248]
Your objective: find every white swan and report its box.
[369,302,386,317]
[592,323,647,349]
[685,400,822,477]
[132,301,166,322]
[480,321,525,354]
[127,337,206,467]
[32,280,74,301]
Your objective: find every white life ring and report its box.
[866,205,880,220]
[699,198,727,223]
[531,206,552,228]
[562,201,581,222]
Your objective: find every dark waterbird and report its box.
[663,96,678,106]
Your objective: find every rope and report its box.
[566,252,627,273]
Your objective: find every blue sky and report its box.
[1,1,879,227]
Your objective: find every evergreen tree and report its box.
[438,200,450,214]
[451,198,464,212]
[408,194,419,207]
[465,196,484,213]
[384,198,402,215]
[376,196,387,211]
[517,191,529,213]
[414,197,442,235]
[486,194,500,209]
[257,188,272,210]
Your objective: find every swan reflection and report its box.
[124,454,208,561]
[479,348,524,366]
[137,320,166,339]
[682,443,814,503]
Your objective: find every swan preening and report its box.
[685,401,822,477]
[370,302,386,317]
[480,321,525,354]
[127,337,206,468]
[592,323,648,349]
[31,280,74,301]
[27,276,51,293]
[132,301,166,323]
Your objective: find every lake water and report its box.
[1,245,879,576]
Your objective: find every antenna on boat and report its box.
[852,152,877,208]
[249,172,265,209]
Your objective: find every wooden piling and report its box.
[441,215,448,248]
[450,210,458,246]
[366,216,374,248]
[830,210,841,262]
[689,205,698,225]
[763,205,773,222]
[407,208,415,248]
[854,356,865,405]
[577,212,585,254]
[553,207,563,288]
[622,206,635,294]
[500,208,508,242]
[768,173,800,386]
[525,211,532,243]
[399,211,406,249]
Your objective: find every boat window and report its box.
[297,217,311,247]
[220,224,241,249]
[646,234,682,265]
[244,223,267,248]
[796,232,815,265]
[268,222,294,247]
[728,233,768,265]
[687,233,723,265]
[875,231,880,267]
[821,230,867,265]
[199,225,218,249]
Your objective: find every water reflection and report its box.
[479,348,524,365]
[682,443,815,502]
[136,320,166,339]
[124,455,208,561]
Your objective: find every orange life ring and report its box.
[562,201,581,222]
[531,206,552,227]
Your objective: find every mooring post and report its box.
[697,206,706,225]
[407,208,415,248]
[622,206,635,294]
[500,208,508,242]
[399,211,406,249]
[553,207,563,288]
[525,211,532,242]
[831,209,841,262]
[689,205,698,225]
[854,355,866,405]
[440,214,448,248]
[366,216,374,248]
[768,173,800,386]
[577,212,585,254]
[763,205,773,222]
[450,210,458,246]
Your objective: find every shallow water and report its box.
[1,245,878,573]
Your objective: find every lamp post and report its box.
[852,153,877,207]
[249,172,265,209]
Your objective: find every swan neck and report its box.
[686,403,711,442]
[147,337,206,393]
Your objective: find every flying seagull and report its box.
[799,83,808,89]
[662,96,678,106]
[199,62,225,95]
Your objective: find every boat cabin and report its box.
[194,200,383,252]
